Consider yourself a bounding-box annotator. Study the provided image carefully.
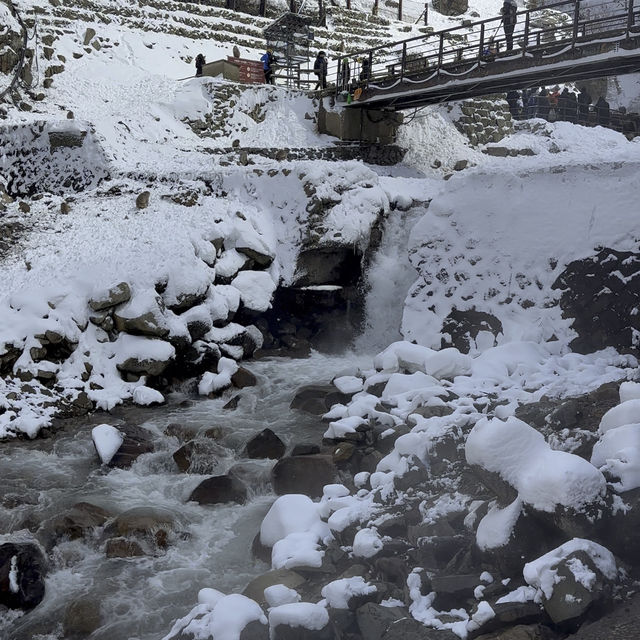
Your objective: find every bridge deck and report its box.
[333,0,640,110]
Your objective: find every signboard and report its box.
[227,57,265,84]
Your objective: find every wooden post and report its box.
[523,12,529,53]
[318,0,325,25]
[628,0,635,36]
[437,32,444,71]
[424,3,428,25]
[478,22,485,59]
[400,42,406,80]
[346,0,351,9]
[259,0,266,16]
[373,0,379,16]
[398,0,403,21]
[290,0,296,12]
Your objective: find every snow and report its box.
[198,357,239,396]
[8,556,19,594]
[466,416,606,512]
[132,386,165,406]
[590,423,640,491]
[523,538,618,599]
[230,271,276,313]
[475,498,522,551]
[598,399,640,434]
[264,585,301,608]
[352,527,383,558]
[163,593,266,640]
[333,375,364,394]
[268,603,329,635]
[324,415,367,439]
[321,577,377,609]
[466,601,495,634]
[271,531,325,570]
[91,424,123,465]
[619,381,640,403]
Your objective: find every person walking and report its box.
[313,51,328,90]
[506,89,520,118]
[359,57,371,82]
[195,53,205,77]
[501,0,518,52]
[595,96,611,126]
[261,48,277,85]
[557,87,571,121]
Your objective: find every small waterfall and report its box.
[355,206,426,353]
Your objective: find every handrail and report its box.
[333,0,640,99]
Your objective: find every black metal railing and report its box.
[332,0,639,98]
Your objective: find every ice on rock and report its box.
[598,398,640,434]
[352,527,383,558]
[132,386,165,406]
[619,381,640,403]
[91,424,123,464]
[321,577,377,609]
[268,602,329,634]
[523,538,617,599]
[590,423,640,491]
[264,585,301,607]
[466,416,606,512]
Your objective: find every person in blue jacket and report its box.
[261,48,277,84]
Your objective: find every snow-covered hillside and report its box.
[1,0,640,639]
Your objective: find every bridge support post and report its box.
[628,0,635,37]
[398,0,403,21]
[478,23,485,59]
[259,0,266,15]
[523,12,529,53]
[572,0,581,47]
[400,43,406,81]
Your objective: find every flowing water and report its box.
[0,205,424,640]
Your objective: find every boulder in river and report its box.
[245,428,286,459]
[189,475,248,505]
[271,455,338,498]
[173,439,230,474]
[92,424,155,469]
[0,541,47,610]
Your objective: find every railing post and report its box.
[336,55,342,91]
[258,0,266,16]
[438,32,444,71]
[400,42,406,80]
[398,0,403,22]
[478,22,485,59]
[572,0,581,46]
[628,0,635,36]
[523,12,529,54]
[368,50,373,82]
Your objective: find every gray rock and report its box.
[172,439,230,474]
[565,592,640,639]
[89,282,131,311]
[242,569,306,606]
[83,28,96,45]
[431,574,480,610]
[105,537,145,558]
[232,366,258,388]
[136,191,150,209]
[63,597,102,638]
[356,603,411,640]
[240,620,269,640]
[104,424,155,469]
[38,502,110,548]
[116,346,173,377]
[245,428,286,459]
[188,475,247,505]
[0,542,47,610]
[433,0,468,15]
[271,455,338,498]
[476,624,559,640]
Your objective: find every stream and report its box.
[0,206,422,640]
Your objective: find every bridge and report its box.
[333,0,640,110]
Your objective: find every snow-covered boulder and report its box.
[114,334,175,377]
[523,539,618,625]
[113,290,169,337]
[590,423,640,491]
[466,417,606,513]
[268,602,330,640]
[598,398,640,434]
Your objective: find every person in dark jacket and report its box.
[526,89,537,118]
[577,87,591,124]
[195,53,205,77]
[313,51,328,90]
[595,96,611,126]
[261,48,277,85]
[339,57,351,91]
[536,87,550,120]
[501,0,517,51]
[506,89,520,118]
[557,87,571,121]
[359,57,371,82]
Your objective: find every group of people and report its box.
[505,86,611,126]
[260,48,329,90]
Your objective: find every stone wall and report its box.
[453,96,514,145]
[0,121,109,196]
